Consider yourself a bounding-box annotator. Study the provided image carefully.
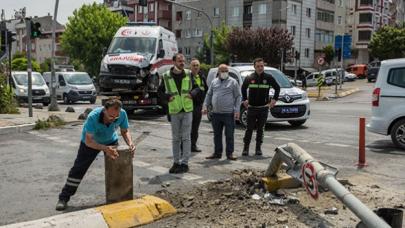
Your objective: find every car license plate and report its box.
[281,107,299,114]
[114,79,131,84]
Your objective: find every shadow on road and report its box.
[127,110,166,121]
[367,140,405,155]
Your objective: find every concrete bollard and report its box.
[104,146,133,204]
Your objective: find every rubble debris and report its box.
[325,207,339,215]
[65,107,75,112]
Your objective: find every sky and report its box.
[1,0,103,25]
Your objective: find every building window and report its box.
[337,16,342,25]
[186,10,192,20]
[175,30,182,38]
[290,26,296,36]
[258,4,267,15]
[338,0,343,7]
[292,4,297,15]
[233,7,240,17]
[317,10,335,23]
[306,8,311,17]
[149,3,154,12]
[244,5,252,15]
[138,5,143,13]
[176,11,183,21]
[358,30,372,41]
[360,0,373,6]
[305,48,310,58]
[306,28,311,38]
[359,13,372,24]
[214,7,220,17]
[185,30,191,38]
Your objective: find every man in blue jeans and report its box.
[203,64,241,160]
[55,99,135,211]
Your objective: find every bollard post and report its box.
[357,117,367,168]
[105,146,133,204]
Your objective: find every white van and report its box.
[99,23,177,92]
[367,58,405,149]
[43,72,97,104]
[10,71,50,106]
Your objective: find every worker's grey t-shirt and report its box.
[204,77,241,114]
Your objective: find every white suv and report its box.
[367,58,405,149]
[207,65,310,127]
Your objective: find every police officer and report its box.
[241,58,280,156]
[56,98,135,211]
[190,58,208,152]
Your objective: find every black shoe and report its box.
[242,144,249,156]
[206,154,221,159]
[169,163,182,174]
[55,199,68,211]
[191,146,202,153]
[227,155,238,161]
[255,146,263,156]
[180,164,189,173]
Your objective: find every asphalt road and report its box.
[1,79,404,225]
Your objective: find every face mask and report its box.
[220,72,229,80]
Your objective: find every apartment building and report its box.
[346,0,392,63]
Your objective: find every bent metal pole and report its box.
[266,143,390,228]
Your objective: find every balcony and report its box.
[159,10,172,20]
[317,0,335,11]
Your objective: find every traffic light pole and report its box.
[25,18,33,117]
[49,0,60,111]
[164,0,214,65]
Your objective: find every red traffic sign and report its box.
[301,162,319,200]
[317,57,325,66]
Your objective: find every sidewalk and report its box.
[0,107,82,135]
[306,86,360,99]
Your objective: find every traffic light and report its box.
[335,48,342,61]
[139,0,147,7]
[30,21,41,39]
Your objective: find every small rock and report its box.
[78,113,87,120]
[223,192,233,197]
[214,199,221,205]
[277,216,288,224]
[184,195,194,201]
[161,183,170,188]
[183,201,193,208]
[277,208,284,214]
[240,213,246,216]
[251,194,261,200]
[370,184,380,189]
[34,104,44,109]
[324,207,339,215]
[84,108,93,114]
[65,107,75,112]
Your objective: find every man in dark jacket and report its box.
[190,58,208,152]
[241,58,280,156]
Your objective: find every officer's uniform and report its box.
[191,72,208,151]
[241,71,280,155]
[58,107,129,202]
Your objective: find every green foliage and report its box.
[61,3,127,77]
[11,57,41,72]
[40,58,52,73]
[225,27,294,67]
[0,74,19,114]
[199,63,213,76]
[197,22,231,65]
[12,51,26,59]
[369,25,405,60]
[34,115,65,130]
[322,45,334,65]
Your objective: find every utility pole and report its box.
[165,0,214,65]
[25,18,33,117]
[295,0,303,85]
[49,0,60,111]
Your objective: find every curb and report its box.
[0,120,83,135]
[336,87,360,97]
[307,87,360,99]
[2,195,176,228]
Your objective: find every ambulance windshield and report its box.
[108,37,157,55]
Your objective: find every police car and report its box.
[207,65,310,127]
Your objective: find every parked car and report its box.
[305,72,333,87]
[286,75,303,87]
[206,65,310,127]
[10,71,50,106]
[43,72,97,104]
[367,61,381,82]
[367,58,405,149]
[346,64,368,79]
[322,68,356,82]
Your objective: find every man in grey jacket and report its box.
[203,64,241,160]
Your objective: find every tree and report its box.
[0,74,19,114]
[196,22,231,65]
[225,27,294,67]
[11,57,41,72]
[369,25,405,60]
[322,45,334,65]
[60,3,127,77]
[40,58,51,73]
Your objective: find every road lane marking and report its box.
[325,143,351,148]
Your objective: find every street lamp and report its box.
[165,0,214,65]
[48,0,60,111]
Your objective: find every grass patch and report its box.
[34,115,65,130]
